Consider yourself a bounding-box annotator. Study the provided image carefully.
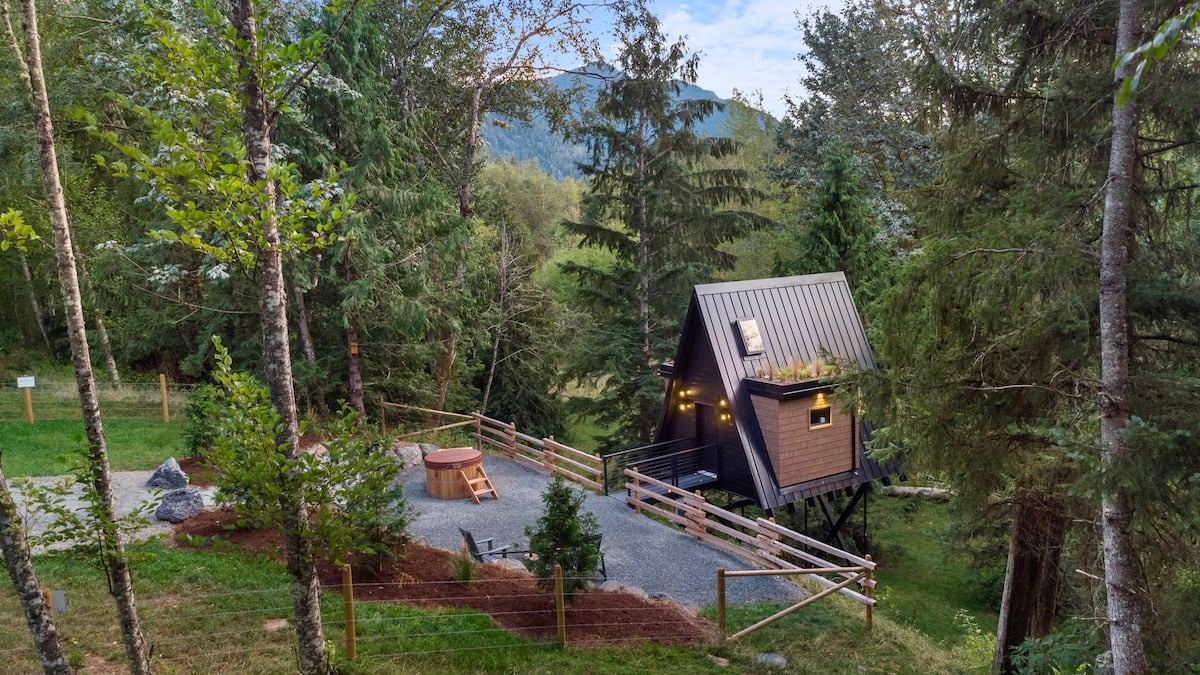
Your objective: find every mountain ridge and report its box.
[481,66,754,180]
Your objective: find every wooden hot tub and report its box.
[423,447,484,500]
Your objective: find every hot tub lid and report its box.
[422,447,482,469]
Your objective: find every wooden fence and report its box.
[623,468,877,610]
[377,402,603,495]
[471,413,603,494]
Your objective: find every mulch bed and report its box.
[174,510,713,646]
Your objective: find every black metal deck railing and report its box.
[600,438,720,495]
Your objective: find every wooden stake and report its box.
[159,374,170,423]
[342,565,356,660]
[24,388,34,424]
[865,554,874,632]
[717,567,726,639]
[554,564,566,648]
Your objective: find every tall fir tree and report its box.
[774,140,886,308]
[562,13,766,447]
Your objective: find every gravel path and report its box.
[399,452,804,609]
[11,471,218,552]
[12,454,803,609]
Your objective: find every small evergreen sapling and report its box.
[523,477,600,595]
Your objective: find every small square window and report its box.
[735,318,764,356]
[809,406,832,429]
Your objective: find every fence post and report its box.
[474,414,481,452]
[24,387,34,424]
[632,468,641,515]
[717,567,726,640]
[506,421,517,459]
[342,565,356,660]
[865,554,874,632]
[553,564,566,648]
[159,374,170,423]
[685,490,706,539]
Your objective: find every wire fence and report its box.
[0,375,191,423]
[0,572,714,674]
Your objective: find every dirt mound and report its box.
[175,511,713,645]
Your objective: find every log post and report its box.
[554,564,566,648]
[717,567,726,639]
[159,374,170,423]
[865,554,874,632]
[24,388,34,424]
[342,565,356,659]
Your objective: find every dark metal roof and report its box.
[686,272,895,508]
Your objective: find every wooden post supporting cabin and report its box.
[24,388,34,424]
[342,565,356,660]
[865,554,874,632]
[553,564,566,648]
[717,567,726,639]
[159,374,170,423]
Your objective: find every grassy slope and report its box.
[0,418,185,476]
[0,543,966,674]
[871,495,998,647]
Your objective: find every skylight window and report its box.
[735,318,764,356]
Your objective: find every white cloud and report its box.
[649,0,841,117]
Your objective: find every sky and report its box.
[646,0,842,118]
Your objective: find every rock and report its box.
[755,653,788,669]
[147,457,188,489]
[155,488,205,523]
[390,443,423,470]
[418,443,440,457]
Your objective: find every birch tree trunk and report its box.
[0,463,71,675]
[291,270,329,419]
[233,0,329,670]
[74,245,121,389]
[7,0,151,671]
[18,251,53,355]
[1099,0,1147,671]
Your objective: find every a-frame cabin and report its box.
[641,272,898,530]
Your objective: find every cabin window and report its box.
[735,318,765,356]
[809,405,832,429]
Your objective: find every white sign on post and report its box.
[17,376,35,389]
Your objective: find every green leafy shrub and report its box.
[1010,620,1101,674]
[183,383,222,459]
[523,476,600,595]
[204,338,412,568]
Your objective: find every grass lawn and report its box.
[0,418,185,476]
[870,494,999,648]
[0,541,972,674]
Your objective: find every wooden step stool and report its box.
[459,467,499,504]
